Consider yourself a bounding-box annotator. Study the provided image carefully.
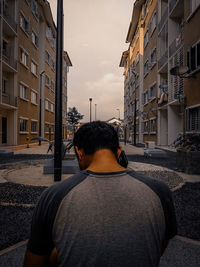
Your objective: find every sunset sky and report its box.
[48,0,134,122]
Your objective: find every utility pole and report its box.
[54,0,63,182]
[89,98,92,122]
[39,71,45,145]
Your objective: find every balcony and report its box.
[158,50,168,70]
[3,6,17,35]
[2,48,17,71]
[158,7,168,33]
[2,94,17,108]
[169,0,184,19]
[169,31,184,57]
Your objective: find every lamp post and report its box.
[95,104,97,121]
[39,70,45,146]
[54,0,63,182]
[89,98,92,122]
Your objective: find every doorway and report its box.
[2,117,7,144]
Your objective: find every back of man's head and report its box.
[73,121,119,155]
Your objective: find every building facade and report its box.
[120,0,200,146]
[0,0,18,146]
[0,0,72,146]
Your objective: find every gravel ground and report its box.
[0,205,34,250]
[138,171,183,189]
[173,182,200,241]
[0,182,47,204]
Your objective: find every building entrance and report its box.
[2,117,7,144]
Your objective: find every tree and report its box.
[67,107,84,135]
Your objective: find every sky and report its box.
[48,0,134,122]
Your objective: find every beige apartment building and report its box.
[0,0,18,146]
[0,0,72,146]
[63,51,72,139]
[120,0,200,146]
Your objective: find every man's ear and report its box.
[75,146,83,160]
[117,146,122,159]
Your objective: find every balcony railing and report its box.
[2,94,17,107]
[158,50,168,70]
[158,7,168,33]
[169,0,183,17]
[3,7,17,33]
[169,31,184,57]
[2,49,17,71]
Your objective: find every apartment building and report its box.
[0,0,18,146]
[63,51,72,139]
[184,0,200,134]
[121,2,145,144]
[120,0,200,146]
[142,0,158,144]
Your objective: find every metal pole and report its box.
[95,104,97,121]
[54,0,63,182]
[39,71,44,145]
[134,74,137,146]
[89,98,92,122]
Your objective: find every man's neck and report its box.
[86,149,126,173]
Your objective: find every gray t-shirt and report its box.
[28,169,177,267]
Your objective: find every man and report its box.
[24,121,177,267]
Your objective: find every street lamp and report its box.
[39,70,45,146]
[89,98,92,122]
[116,108,120,120]
[54,0,63,182]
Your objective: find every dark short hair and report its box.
[73,121,119,155]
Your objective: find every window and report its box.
[20,13,29,33]
[50,103,54,112]
[20,83,28,100]
[144,60,149,76]
[32,0,39,19]
[51,125,54,133]
[32,31,38,47]
[2,39,8,56]
[31,121,37,132]
[143,121,148,133]
[144,29,149,48]
[20,119,28,132]
[31,91,37,104]
[45,100,49,110]
[51,81,55,91]
[187,41,200,72]
[31,61,37,75]
[190,0,200,15]
[45,51,50,64]
[136,51,139,64]
[149,83,156,99]
[187,106,200,131]
[150,48,156,67]
[143,91,148,105]
[45,75,50,87]
[150,12,156,35]
[20,48,28,67]
[50,58,55,71]
[45,123,49,133]
[150,119,156,133]
[2,78,6,94]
